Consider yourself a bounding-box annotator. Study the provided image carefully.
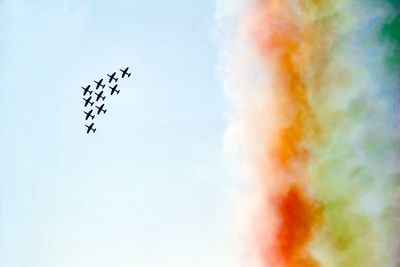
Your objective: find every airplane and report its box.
[82,85,92,96]
[109,84,120,95]
[120,67,131,78]
[94,79,106,89]
[94,91,106,101]
[107,72,118,83]
[83,96,94,107]
[95,103,107,115]
[84,109,95,120]
[85,122,96,134]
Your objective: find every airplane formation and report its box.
[82,67,132,134]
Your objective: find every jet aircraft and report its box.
[82,85,92,96]
[85,122,96,134]
[109,84,120,95]
[94,79,106,89]
[120,67,131,78]
[83,96,94,107]
[107,72,118,83]
[95,103,107,115]
[84,109,95,120]
[94,91,106,101]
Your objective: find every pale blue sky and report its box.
[0,1,239,266]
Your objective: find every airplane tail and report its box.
[104,109,107,114]
[127,73,131,77]
[93,129,97,133]
[90,102,94,106]
[116,90,120,94]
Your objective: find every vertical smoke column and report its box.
[218,0,400,266]
[246,1,330,266]
[380,1,400,265]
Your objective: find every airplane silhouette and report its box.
[84,109,95,120]
[95,103,107,115]
[83,96,94,107]
[109,84,120,95]
[94,79,106,89]
[94,91,106,101]
[120,67,131,78]
[107,72,118,83]
[82,85,92,96]
[85,122,96,134]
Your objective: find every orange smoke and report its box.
[247,0,325,266]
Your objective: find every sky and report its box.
[0,1,239,266]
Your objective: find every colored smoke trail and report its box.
[217,0,400,266]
